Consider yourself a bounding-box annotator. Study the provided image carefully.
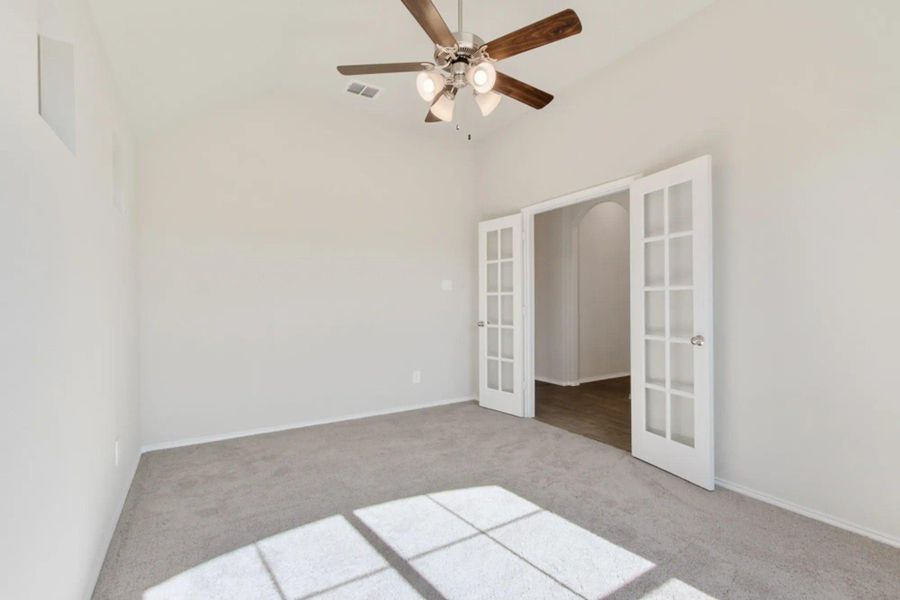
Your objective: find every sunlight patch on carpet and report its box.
[643,578,719,599]
[143,486,718,599]
[355,495,477,559]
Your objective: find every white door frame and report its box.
[521,175,640,418]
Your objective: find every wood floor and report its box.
[535,376,631,451]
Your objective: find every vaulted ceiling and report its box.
[88,0,714,140]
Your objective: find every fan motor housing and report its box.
[436,32,484,65]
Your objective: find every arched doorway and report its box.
[532,193,632,450]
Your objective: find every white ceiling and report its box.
[88,0,714,140]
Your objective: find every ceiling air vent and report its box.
[346,81,381,99]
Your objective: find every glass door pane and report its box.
[641,178,697,446]
[644,241,665,287]
[646,389,666,437]
[483,224,517,398]
[644,190,665,237]
[487,327,499,358]
[487,296,499,326]
[500,295,513,326]
[670,343,694,394]
[668,181,693,234]
[487,230,499,260]
[487,359,499,390]
[669,290,693,339]
[670,394,695,447]
[669,236,693,287]
[479,215,523,417]
[645,291,665,337]
[500,227,513,259]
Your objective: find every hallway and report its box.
[535,377,631,452]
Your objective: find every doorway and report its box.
[531,192,632,450]
[479,158,715,490]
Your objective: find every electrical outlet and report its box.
[114,438,120,467]
[441,279,453,291]
[412,370,422,384]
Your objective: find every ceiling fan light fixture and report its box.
[466,62,496,94]
[430,88,457,122]
[336,3,581,123]
[474,90,502,116]
[416,71,445,101]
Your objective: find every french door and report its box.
[477,215,524,416]
[630,156,715,490]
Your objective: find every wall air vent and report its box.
[346,81,381,99]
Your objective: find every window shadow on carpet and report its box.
[143,485,715,599]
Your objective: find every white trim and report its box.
[141,396,475,453]
[522,176,640,216]
[578,371,631,384]
[535,376,579,387]
[716,478,899,549]
[535,372,631,387]
[523,175,640,418]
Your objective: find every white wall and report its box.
[534,207,576,383]
[578,199,630,381]
[138,94,479,447]
[0,0,140,598]
[476,0,900,542]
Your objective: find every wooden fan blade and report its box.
[493,72,554,109]
[337,62,431,75]
[400,0,457,48]
[483,9,582,61]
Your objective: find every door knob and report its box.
[691,335,705,347]
[477,321,486,327]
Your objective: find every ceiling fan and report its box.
[337,0,582,122]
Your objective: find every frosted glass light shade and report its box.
[475,91,502,116]
[466,62,496,94]
[430,89,456,122]
[416,71,444,101]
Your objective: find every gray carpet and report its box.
[93,402,899,599]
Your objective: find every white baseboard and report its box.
[578,371,630,384]
[716,477,899,549]
[535,376,578,387]
[141,395,475,453]
[536,372,630,387]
